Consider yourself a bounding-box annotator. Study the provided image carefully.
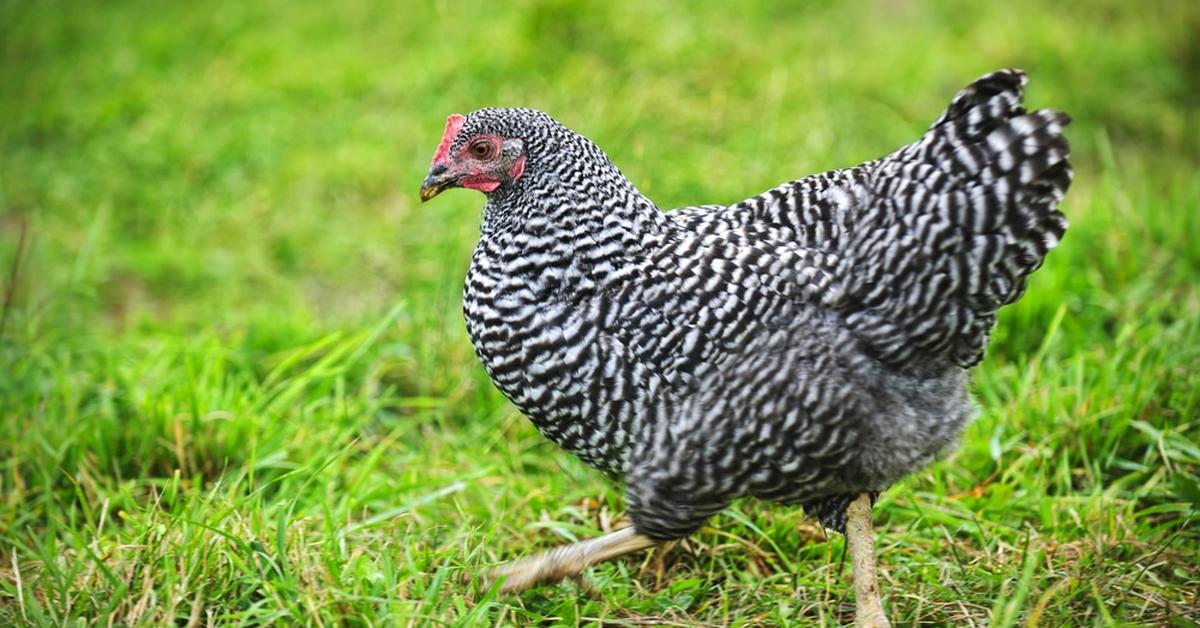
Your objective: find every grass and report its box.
[1,0,1198,624]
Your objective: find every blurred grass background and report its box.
[1,0,1197,624]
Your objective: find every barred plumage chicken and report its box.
[419,69,1070,626]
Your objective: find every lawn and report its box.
[1,0,1197,625]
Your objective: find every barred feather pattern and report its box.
[454,70,1070,538]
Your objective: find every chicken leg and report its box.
[845,493,890,628]
[490,526,657,593]
[494,495,889,628]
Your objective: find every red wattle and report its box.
[461,177,501,193]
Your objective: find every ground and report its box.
[1,0,1198,625]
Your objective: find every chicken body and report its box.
[426,69,1070,541]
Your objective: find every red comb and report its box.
[432,114,466,165]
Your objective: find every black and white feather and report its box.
[455,69,1071,537]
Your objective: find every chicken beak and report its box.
[419,164,457,203]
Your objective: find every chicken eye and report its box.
[469,141,494,159]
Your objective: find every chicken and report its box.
[418,69,1071,626]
